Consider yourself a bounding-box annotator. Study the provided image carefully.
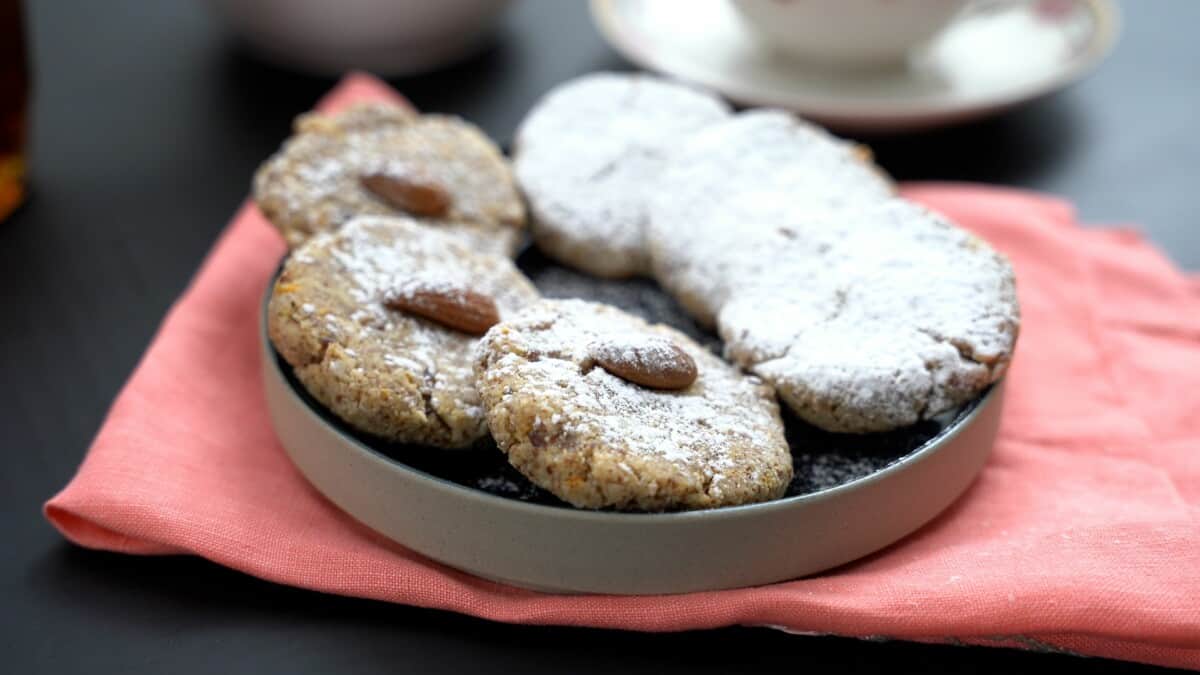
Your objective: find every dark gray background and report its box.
[2,1,1195,673]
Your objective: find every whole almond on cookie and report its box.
[361,172,453,217]
[590,335,698,390]
[385,279,500,336]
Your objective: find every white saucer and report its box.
[590,0,1119,132]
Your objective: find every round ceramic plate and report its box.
[590,0,1119,132]
[261,252,1005,594]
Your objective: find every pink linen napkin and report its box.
[45,73,1200,670]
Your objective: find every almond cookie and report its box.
[268,215,539,448]
[513,73,731,278]
[474,299,792,511]
[254,102,526,256]
[647,110,1019,432]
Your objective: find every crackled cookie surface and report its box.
[513,73,731,278]
[474,299,792,511]
[268,215,539,448]
[648,110,1019,432]
[254,102,525,256]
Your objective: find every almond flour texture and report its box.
[268,216,539,448]
[255,102,526,256]
[474,299,792,511]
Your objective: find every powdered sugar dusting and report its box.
[321,217,531,319]
[647,110,1019,432]
[390,274,480,307]
[589,333,696,389]
[475,299,792,509]
[591,333,689,373]
[253,103,524,255]
[269,215,539,447]
[514,73,731,277]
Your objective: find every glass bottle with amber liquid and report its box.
[1,0,28,222]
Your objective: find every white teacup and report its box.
[729,0,972,69]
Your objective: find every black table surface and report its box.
[2,1,1196,673]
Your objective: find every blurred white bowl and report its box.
[207,0,513,76]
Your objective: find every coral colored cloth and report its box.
[45,74,1200,670]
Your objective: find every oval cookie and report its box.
[513,73,731,278]
[648,110,1019,432]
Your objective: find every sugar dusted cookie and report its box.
[648,110,1018,432]
[513,73,731,278]
[268,215,539,448]
[474,299,792,511]
[646,109,894,326]
[254,102,525,256]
